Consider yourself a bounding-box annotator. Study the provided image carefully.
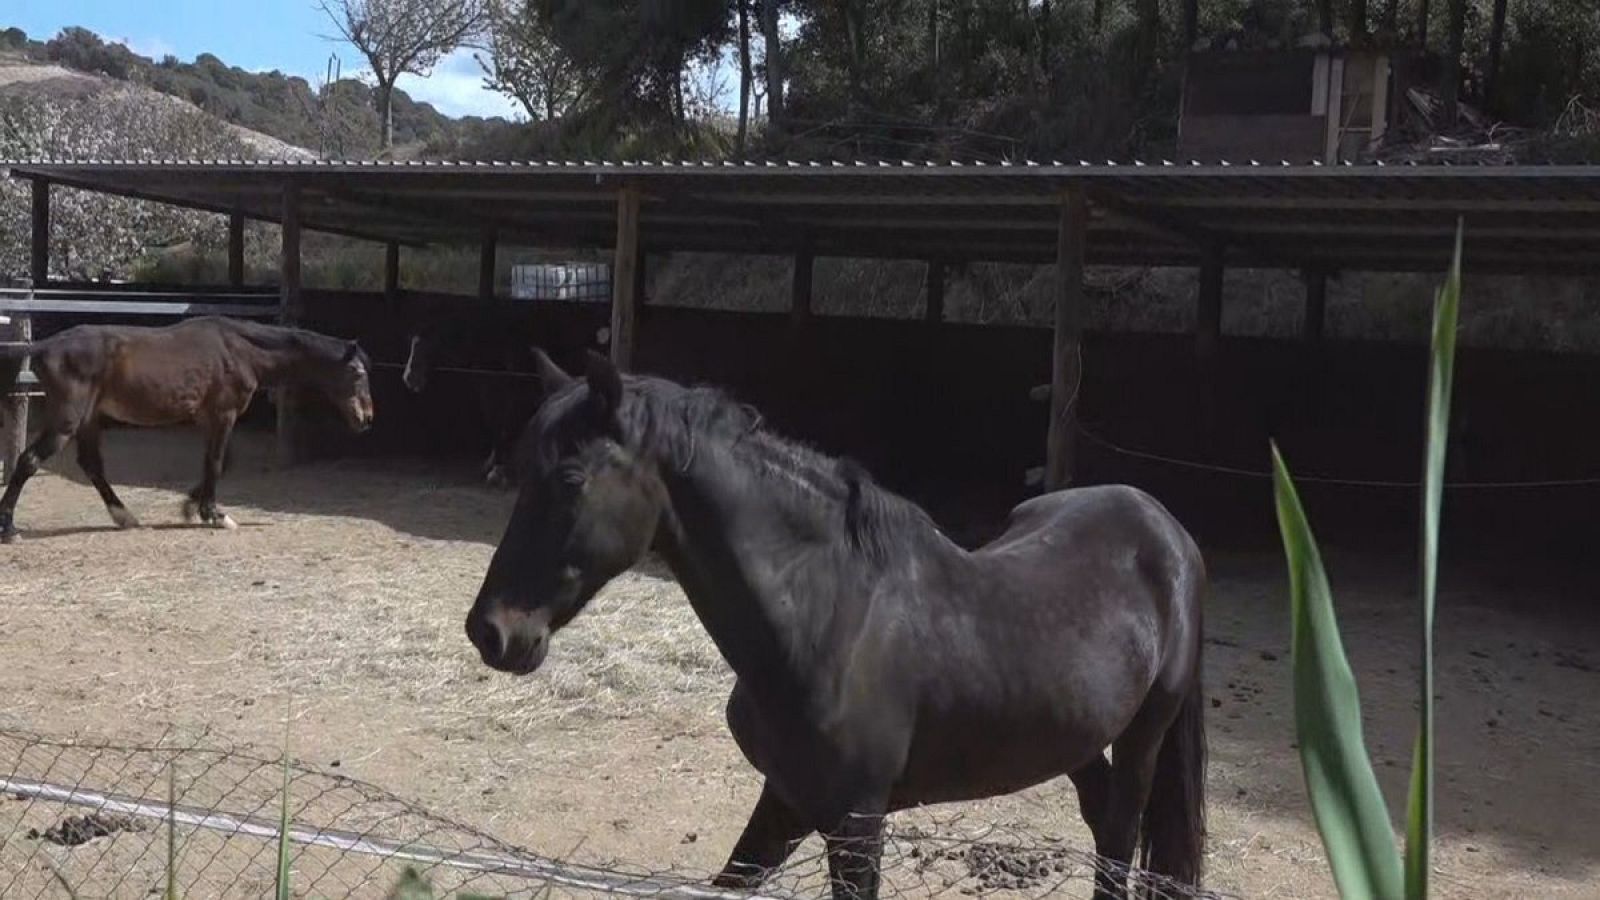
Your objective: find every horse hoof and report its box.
[0,531,17,545]
[216,514,238,531]
[109,506,141,530]
[484,466,511,488]
[181,499,200,523]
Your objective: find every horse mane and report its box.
[223,319,366,368]
[609,376,942,564]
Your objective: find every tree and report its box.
[1440,0,1466,128]
[318,0,487,150]
[761,0,784,128]
[737,0,753,152]
[1483,0,1509,111]
[477,0,585,120]
[1348,0,1368,42]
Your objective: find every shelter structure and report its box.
[6,159,1600,485]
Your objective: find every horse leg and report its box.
[75,422,138,529]
[1092,702,1183,900]
[712,782,811,889]
[185,413,237,529]
[1069,752,1113,838]
[0,426,72,544]
[823,807,887,900]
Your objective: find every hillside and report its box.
[0,25,515,159]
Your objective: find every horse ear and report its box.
[583,351,623,424]
[343,341,360,364]
[530,346,574,393]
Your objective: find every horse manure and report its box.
[29,813,148,847]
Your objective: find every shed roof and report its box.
[8,159,1600,273]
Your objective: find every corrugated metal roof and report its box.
[7,159,1600,272]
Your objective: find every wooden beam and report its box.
[277,185,305,466]
[791,244,815,324]
[924,260,946,323]
[609,186,641,369]
[384,241,400,301]
[478,235,497,301]
[30,179,49,286]
[1046,189,1088,492]
[227,212,245,287]
[1303,266,1328,343]
[1197,242,1224,360]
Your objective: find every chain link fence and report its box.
[0,728,1237,900]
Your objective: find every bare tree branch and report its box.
[318,0,487,149]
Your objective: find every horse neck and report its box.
[651,446,856,702]
[246,330,334,387]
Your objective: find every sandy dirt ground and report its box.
[1,428,1597,899]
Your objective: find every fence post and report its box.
[2,286,33,484]
[276,184,306,466]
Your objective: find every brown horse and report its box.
[0,316,373,543]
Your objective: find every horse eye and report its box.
[561,468,587,487]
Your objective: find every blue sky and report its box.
[6,0,522,119]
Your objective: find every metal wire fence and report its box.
[0,728,1237,900]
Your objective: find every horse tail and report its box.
[1137,638,1207,892]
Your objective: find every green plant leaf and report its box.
[1405,222,1463,899]
[1273,444,1404,900]
[275,696,293,900]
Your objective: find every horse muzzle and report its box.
[467,605,550,675]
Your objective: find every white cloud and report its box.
[393,48,520,120]
[114,35,176,61]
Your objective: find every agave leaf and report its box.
[1405,222,1463,899]
[1273,444,1403,900]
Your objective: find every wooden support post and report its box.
[227,212,245,287]
[791,245,814,324]
[30,179,49,287]
[610,187,641,369]
[277,185,305,466]
[1,309,31,484]
[924,260,946,323]
[384,241,400,302]
[632,243,648,316]
[1303,266,1328,343]
[1196,242,1224,360]
[478,235,497,301]
[1046,189,1088,492]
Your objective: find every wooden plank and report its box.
[2,311,31,484]
[1196,242,1224,359]
[30,179,49,286]
[1304,266,1328,343]
[277,184,305,466]
[924,260,946,323]
[791,245,814,324]
[0,298,275,317]
[228,212,245,287]
[1046,189,1088,491]
[384,242,400,300]
[478,235,497,301]
[609,186,641,369]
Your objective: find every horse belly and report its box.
[98,366,207,426]
[892,714,1111,809]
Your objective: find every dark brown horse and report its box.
[0,316,373,543]
[466,352,1207,900]
[401,306,545,487]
